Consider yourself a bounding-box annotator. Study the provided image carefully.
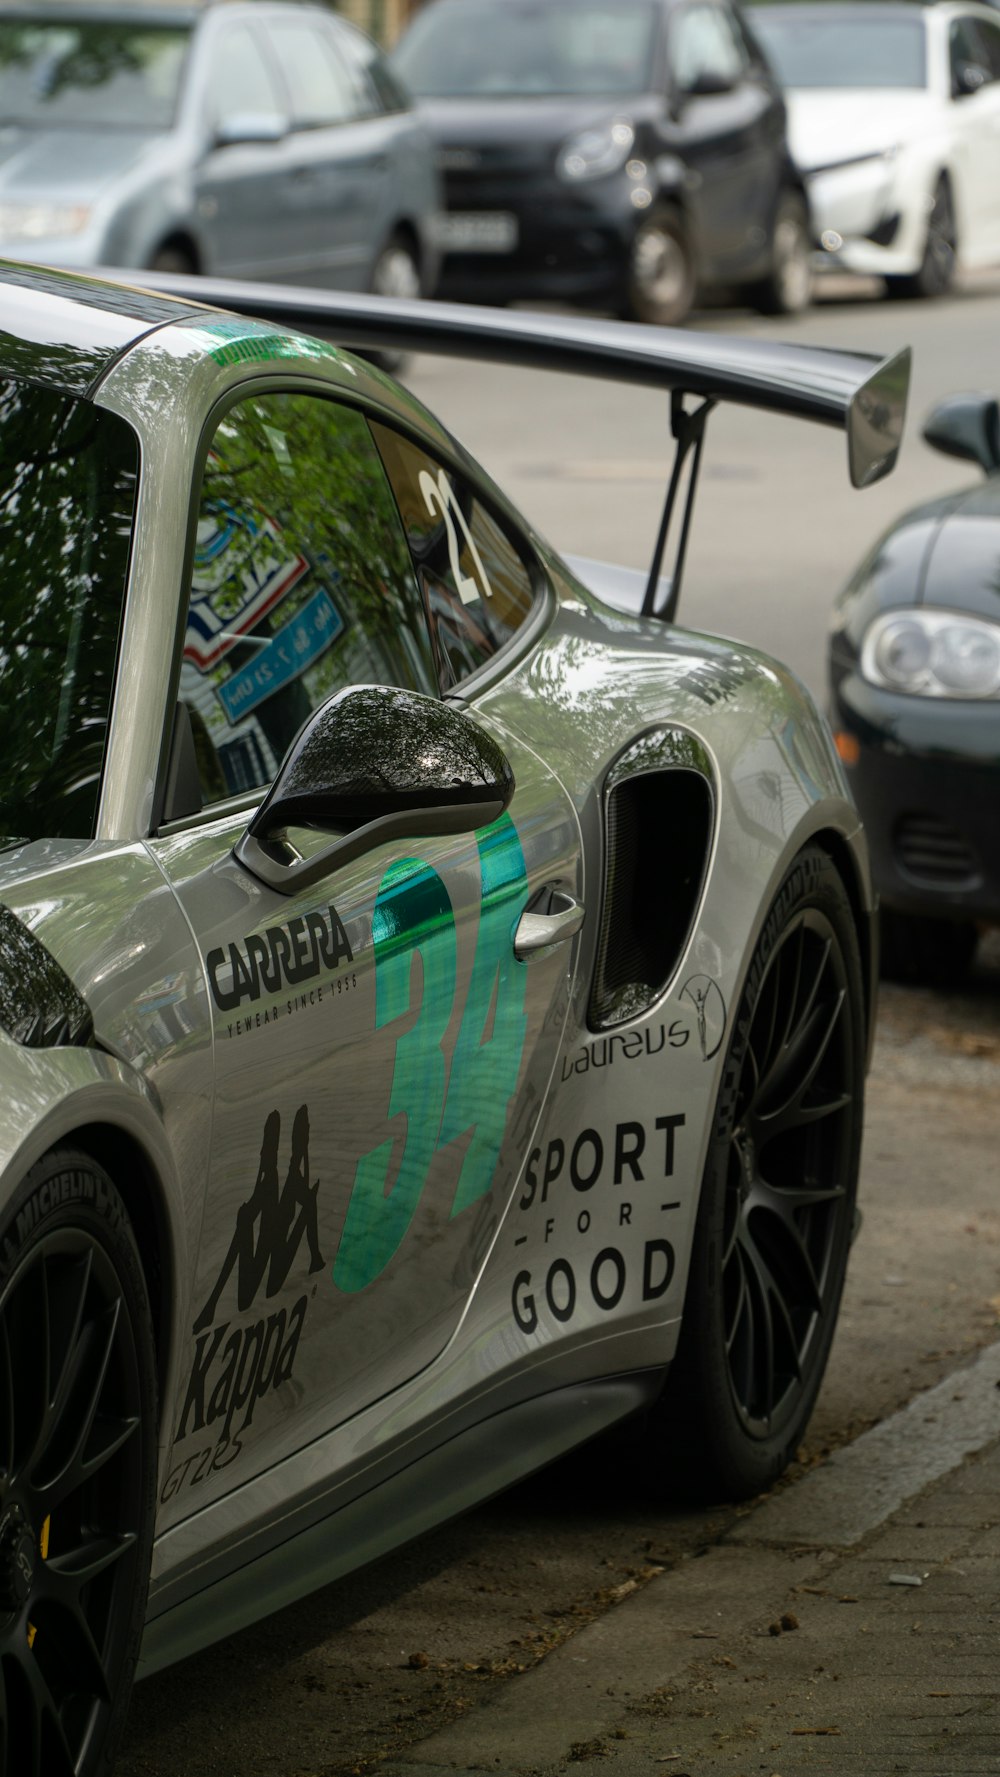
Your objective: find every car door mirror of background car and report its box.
[922,393,1000,476]
[677,67,737,100]
[232,684,515,896]
[952,60,989,100]
[213,112,290,150]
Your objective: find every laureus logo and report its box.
[679,975,727,1062]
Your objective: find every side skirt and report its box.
[138,1371,659,1678]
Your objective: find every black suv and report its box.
[391,0,809,324]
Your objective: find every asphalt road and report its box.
[117,277,1000,1777]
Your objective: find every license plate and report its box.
[433,211,519,253]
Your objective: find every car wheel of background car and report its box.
[750,190,813,317]
[148,245,198,276]
[884,177,956,301]
[626,208,696,328]
[878,906,978,986]
[371,232,423,303]
[651,845,864,1501]
[0,1151,157,1777]
[366,231,423,372]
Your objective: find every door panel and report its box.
[256,15,393,286]
[669,1,779,269]
[152,743,580,1524]
[152,378,580,1524]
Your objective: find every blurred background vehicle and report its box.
[390,0,811,326]
[829,392,1000,984]
[0,0,440,297]
[750,0,1000,300]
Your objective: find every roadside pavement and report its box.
[380,1340,1000,1776]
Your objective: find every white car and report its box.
[751,0,1000,296]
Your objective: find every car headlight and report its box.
[556,120,634,182]
[0,202,92,242]
[861,608,1000,698]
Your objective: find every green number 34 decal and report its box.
[333,813,529,1294]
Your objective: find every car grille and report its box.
[893,813,982,888]
[439,144,554,179]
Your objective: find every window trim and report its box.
[151,376,453,834]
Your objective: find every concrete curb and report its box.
[730,1338,1000,1550]
[380,1343,1000,1774]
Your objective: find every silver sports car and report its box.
[0,261,907,1776]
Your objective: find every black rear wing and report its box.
[114,272,910,618]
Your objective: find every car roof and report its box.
[0,262,211,397]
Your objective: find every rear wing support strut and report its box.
[642,391,716,622]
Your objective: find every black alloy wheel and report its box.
[655,846,865,1501]
[0,1154,156,1777]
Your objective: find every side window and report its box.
[730,6,771,76]
[0,382,138,842]
[210,25,284,126]
[328,17,409,116]
[263,19,355,124]
[180,394,435,808]
[971,15,1000,79]
[949,17,993,92]
[671,2,746,91]
[370,421,537,693]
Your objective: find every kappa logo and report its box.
[194,1104,324,1330]
[177,1105,323,1445]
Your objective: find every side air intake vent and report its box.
[589,732,714,1031]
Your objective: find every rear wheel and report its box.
[0,1152,156,1776]
[626,208,696,327]
[884,177,956,300]
[750,190,812,316]
[147,245,197,276]
[652,846,864,1501]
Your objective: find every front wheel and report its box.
[626,209,696,327]
[147,245,197,276]
[0,1152,157,1776]
[652,846,865,1501]
[750,190,813,316]
[884,177,956,300]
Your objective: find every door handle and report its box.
[514,890,584,959]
